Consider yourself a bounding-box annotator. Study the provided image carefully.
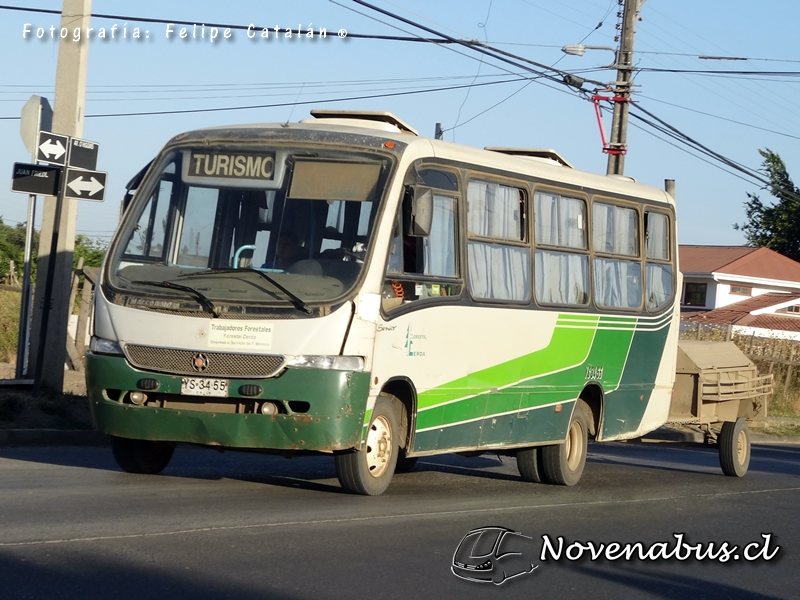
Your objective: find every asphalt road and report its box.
[0,441,797,600]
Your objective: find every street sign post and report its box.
[68,137,99,171]
[36,131,69,166]
[11,162,61,197]
[64,168,106,201]
[15,95,54,381]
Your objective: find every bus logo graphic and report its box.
[451,526,537,585]
[192,353,209,372]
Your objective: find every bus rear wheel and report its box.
[335,396,399,496]
[516,446,545,483]
[540,404,588,486]
[110,436,175,475]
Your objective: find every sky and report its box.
[1,0,799,249]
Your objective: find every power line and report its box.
[638,94,800,141]
[0,76,527,119]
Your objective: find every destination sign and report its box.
[187,151,275,180]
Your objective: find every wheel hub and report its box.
[366,415,392,478]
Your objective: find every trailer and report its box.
[667,340,773,476]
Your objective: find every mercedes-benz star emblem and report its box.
[192,353,209,372]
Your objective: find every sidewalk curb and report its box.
[641,427,800,446]
[0,429,108,447]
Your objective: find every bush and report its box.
[0,289,21,363]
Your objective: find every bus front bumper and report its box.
[85,353,370,452]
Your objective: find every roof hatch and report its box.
[308,109,419,136]
[484,147,573,168]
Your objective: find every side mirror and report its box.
[410,187,434,236]
[121,160,154,218]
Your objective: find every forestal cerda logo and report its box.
[451,527,780,585]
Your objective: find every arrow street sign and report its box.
[37,131,69,166]
[64,168,106,201]
[11,162,61,196]
[68,137,99,171]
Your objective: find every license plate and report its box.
[180,377,228,397]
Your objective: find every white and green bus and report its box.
[87,110,679,495]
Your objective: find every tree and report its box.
[0,218,38,284]
[735,149,800,261]
[73,234,106,269]
[0,217,106,283]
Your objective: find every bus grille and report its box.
[123,344,285,379]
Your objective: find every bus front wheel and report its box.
[540,405,589,486]
[110,436,175,475]
[335,396,399,496]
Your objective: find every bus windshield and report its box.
[107,146,391,315]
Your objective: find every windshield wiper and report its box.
[131,280,220,317]
[178,268,313,315]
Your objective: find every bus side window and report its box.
[382,186,461,311]
[644,211,673,311]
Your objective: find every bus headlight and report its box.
[89,336,124,356]
[286,355,365,371]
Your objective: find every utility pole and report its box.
[606,0,645,176]
[28,0,92,392]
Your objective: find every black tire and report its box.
[395,454,418,473]
[718,418,750,477]
[517,446,545,483]
[335,396,399,495]
[110,436,175,475]
[541,404,589,486]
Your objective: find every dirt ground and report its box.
[0,362,91,429]
[0,362,87,395]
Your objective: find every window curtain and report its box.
[467,181,521,240]
[534,192,560,246]
[593,203,637,256]
[423,194,456,277]
[534,193,585,249]
[646,263,672,310]
[468,242,530,301]
[535,250,589,304]
[646,212,669,260]
[593,258,642,308]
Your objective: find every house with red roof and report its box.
[680,246,800,338]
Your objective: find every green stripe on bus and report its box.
[417,317,599,410]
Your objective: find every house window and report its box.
[786,305,800,314]
[683,283,707,307]
[730,285,752,296]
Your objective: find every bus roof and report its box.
[166,111,673,206]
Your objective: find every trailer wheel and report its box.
[516,446,545,483]
[111,436,175,474]
[335,395,398,495]
[718,418,750,477]
[540,405,589,486]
